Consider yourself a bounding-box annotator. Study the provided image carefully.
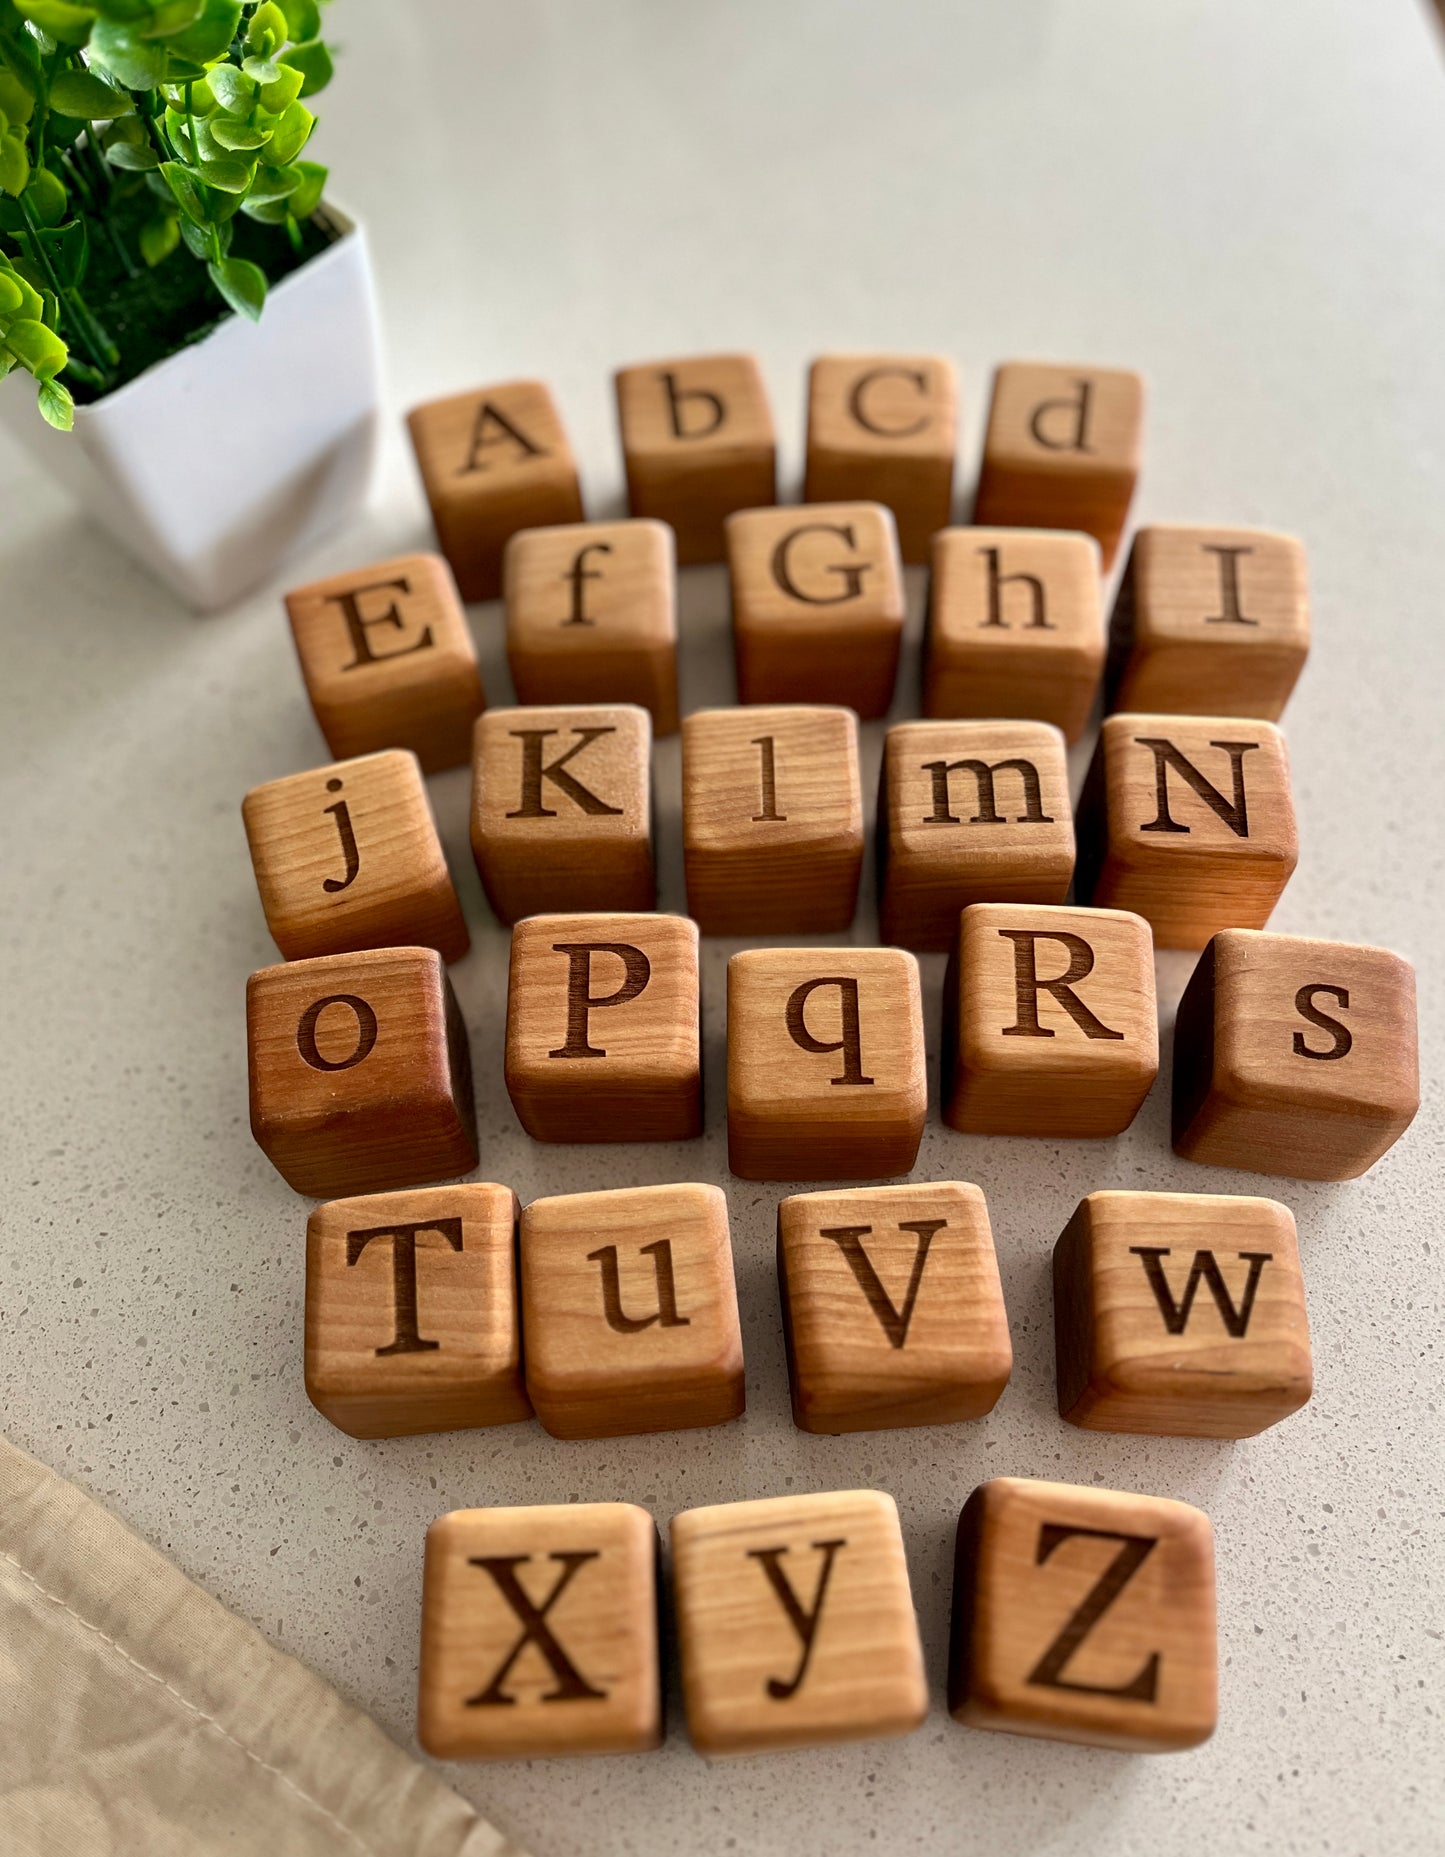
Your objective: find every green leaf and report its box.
[197,151,251,192]
[159,156,208,223]
[104,137,159,168]
[278,0,318,40]
[207,251,263,319]
[286,154,323,218]
[206,60,252,112]
[208,115,267,150]
[24,165,67,225]
[5,315,67,378]
[89,17,168,87]
[278,35,330,96]
[245,0,286,53]
[37,376,74,429]
[140,0,204,38]
[257,61,301,111]
[49,66,134,116]
[137,208,179,264]
[13,0,95,47]
[244,160,296,203]
[166,0,240,63]
[0,71,36,126]
[1,263,43,317]
[0,269,21,311]
[0,131,28,196]
[263,97,309,163]
[238,191,286,222]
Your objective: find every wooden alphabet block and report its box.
[778,1182,1012,1433]
[505,913,701,1143]
[1172,929,1420,1180]
[671,1490,927,1755]
[504,519,679,735]
[728,503,906,720]
[615,353,776,564]
[803,353,958,562]
[470,704,654,925]
[1108,525,1309,721]
[942,903,1158,1139]
[520,1184,744,1440]
[973,362,1144,569]
[878,719,1075,952]
[247,946,477,1198]
[1053,1190,1311,1438]
[949,1477,1216,1751]
[406,379,584,601]
[681,704,863,935]
[242,750,469,964]
[1075,714,1298,949]
[304,1183,529,1438]
[727,948,926,1181]
[924,527,1105,742]
[419,1502,661,1758]
[285,553,484,774]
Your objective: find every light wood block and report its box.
[242,750,469,964]
[520,1183,744,1440]
[504,519,679,735]
[615,353,776,564]
[878,719,1075,952]
[1108,525,1309,721]
[778,1182,1012,1434]
[942,903,1158,1139]
[727,947,926,1182]
[470,703,654,925]
[924,527,1105,742]
[418,1502,661,1759]
[247,946,477,1198]
[803,353,958,562]
[949,1477,1216,1752]
[505,913,701,1143]
[1076,713,1298,949]
[304,1183,529,1438]
[671,1490,927,1756]
[285,553,484,774]
[973,362,1144,569]
[406,379,584,601]
[1172,929,1420,1180]
[682,704,863,935]
[728,502,905,720]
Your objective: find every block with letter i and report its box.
[948,1477,1217,1751]
[285,553,484,773]
[778,1182,1012,1434]
[1053,1190,1312,1438]
[418,1502,662,1758]
[671,1491,927,1755]
[406,379,584,601]
[304,1183,529,1439]
[1172,929,1419,1180]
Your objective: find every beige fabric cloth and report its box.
[0,1435,529,1857]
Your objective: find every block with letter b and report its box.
[671,1490,927,1755]
[682,704,863,935]
[505,912,701,1143]
[285,553,484,774]
[418,1502,662,1758]
[1172,929,1420,1180]
[1075,713,1298,949]
[727,948,926,1182]
[247,946,477,1198]
[406,379,584,601]
[304,1183,529,1439]
[948,1477,1217,1752]
[1053,1190,1312,1438]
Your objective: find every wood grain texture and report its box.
[670,1490,927,1756]
[681,704,863,935]
[242,749,468,964]
[727,947,926,1182]
[1075,713,1298,949]
[948,1477,1216,1752]
[728,502,905,720]
[470,703,655,926]
[1052,1190,1312,1438]
[247,946,477,1198]
[924,526,1105,741]
[877,718,1075,951]
[803,353,958,562]
[520,1183,744,1440]
[406,379,584,600]
[973,362,1144,569]
[504,518,679,734]
[505,912,701,1143]
[1172,928,1420,1180]
[284,552,484,773]
[778,1181,1011,1434]
[615,353,775,564]
[304,1182,529,1439]
[418,1502,661,1759]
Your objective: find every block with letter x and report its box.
[418,1501,662,1758]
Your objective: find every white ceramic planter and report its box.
[0,204,381,611]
